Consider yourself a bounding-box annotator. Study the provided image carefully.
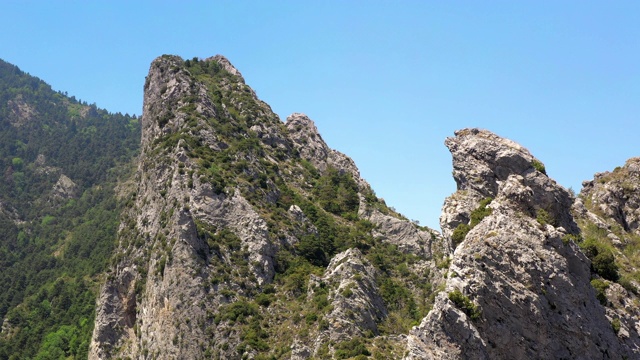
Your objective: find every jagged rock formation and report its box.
[578,158,640,236]
[286,112,447,259]
[90,55,443,359]
[406,129,636,359]
[318,249,386,339]
[286,113,360,181]
[572,157,640,352]
[5,54,640,359]
[90,55,280,359]
[440,128,577,239]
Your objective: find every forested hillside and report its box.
[0,59,140,359]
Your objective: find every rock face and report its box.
[89,56,640,359]
[572,157,640,353]
[286,113,362,183]
[286,112,447,259]
[90,55,279,359]
[440,128,577,239]
[50,174,78,200]
[406,129,634,359]
[579,157,640,236]
[90,55,443,359]
[321,249,386,338]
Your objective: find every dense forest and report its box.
[0,59,140,359]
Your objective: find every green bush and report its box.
[580,238,619,281]
[592,251,619,282]
[11,157,23,169]
[590,278,609,306]
[611,318,621,334]
[531,159,547,175]
[470,198,493,227]
[536,208,554,226]
[451,224,471,248]
[448,289,481,321]
[255,293,273,307]
[216,301,259,324]
[451,198,493,248]
[313,166,359,219]
[334,337,371,359]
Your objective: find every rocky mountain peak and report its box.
[285,113,361,181]
[206,54,244,79]
[90,55,444,359]
[5,54,640,359]
[445,128,544,196]
[407,129,631,359]
[441,128,576,239]
[286,113,330,167]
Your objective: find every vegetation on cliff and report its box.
[0,59,140,359]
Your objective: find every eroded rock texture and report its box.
[407,129,633,359]
[90,55,443,359]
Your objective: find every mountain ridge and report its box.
[1,55,639,359]
[90,54,445,359]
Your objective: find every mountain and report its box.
[0,59,140,358]
[88,55,445,359]
[406,129,635,358]
[1,54,639,359]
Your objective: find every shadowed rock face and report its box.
[407,128,632,359]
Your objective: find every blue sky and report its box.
[3,1,639,230]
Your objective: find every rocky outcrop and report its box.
[407,129,633,359]
[7,94,37,128]
[440,128,577,239]
[287,112,445,259]
[90,55,278,359]
[315,249,386,342]
[362,207,447,259]
[579,157,640,236]
[286,113,361,182]
[90,55,445,359]
[50,174,78,200]
[572,157,640,353]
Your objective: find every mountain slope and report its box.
[89,55,445,359]
[3,54,638,359]
[0,59,140,359]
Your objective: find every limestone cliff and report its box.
[89,55,443,359]
[406,129,637,359]
[89,55,640,359]
[91,54,280,359]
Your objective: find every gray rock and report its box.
[580,158,640,235]
[6,94,37,128]
[441,128,577,239]
[362,207,448,258]
[51,174,78,200]
[321,248,386,341]
[90,55,278,359]
[285,113,361,181]
[408,129,632,359]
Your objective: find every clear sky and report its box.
[3,1,639,230]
